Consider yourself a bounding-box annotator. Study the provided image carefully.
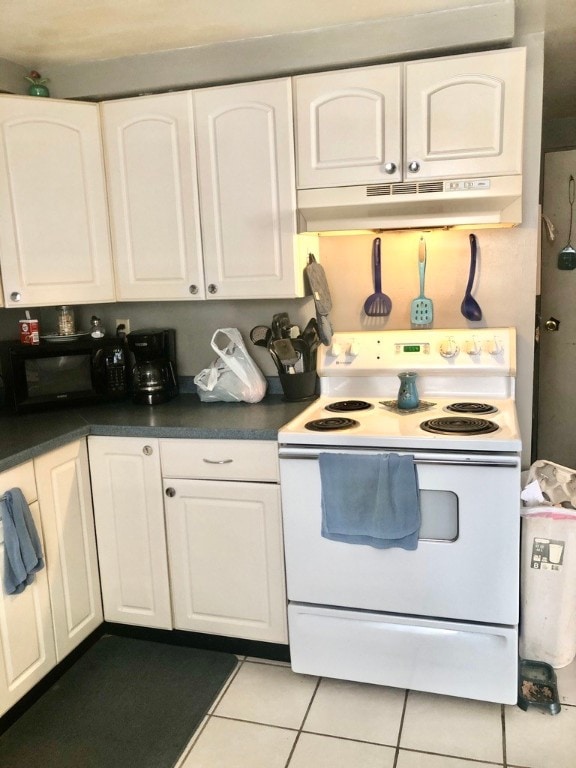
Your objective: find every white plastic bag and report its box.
[194,328,267,403]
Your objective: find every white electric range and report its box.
[278,327,522,704]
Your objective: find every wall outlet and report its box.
[115,318,130,335]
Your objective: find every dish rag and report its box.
[319,453,421,550]
[1,487,45,594]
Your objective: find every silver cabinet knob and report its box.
[10,291,21,302]
[165,487,176,497]
[189,284,199,295]
[207,284,217,294]
[545,317,560,332]
[384,162,397,175]
[408,161,421,173]
[142,445,153,456]
[203,458,233,465]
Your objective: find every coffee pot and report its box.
[127,328,178,405]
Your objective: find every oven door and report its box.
[279,446,520,625]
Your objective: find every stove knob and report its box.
[348,340,360,357]
[329,342,342,357]
[439,338,459,358]
[465,338,481,356]
[487,337,503,356]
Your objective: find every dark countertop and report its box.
[0,394,313,473]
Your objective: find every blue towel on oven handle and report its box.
[1,487,45,595]
[319,452,421,550]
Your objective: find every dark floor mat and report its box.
[0,634,237,768]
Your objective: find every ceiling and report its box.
[0,0,574,121]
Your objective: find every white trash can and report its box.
[520,509,576,667]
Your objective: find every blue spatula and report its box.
[410,237,433,327]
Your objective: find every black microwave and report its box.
[0,338,129,413]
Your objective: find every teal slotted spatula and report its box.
[410,237,433,327]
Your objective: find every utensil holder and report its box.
[279,371,318,402]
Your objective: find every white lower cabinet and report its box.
[88,436,172,630]
[161,439,288,644]
[0,462,56,716]
[0,439,101,717]
[34,440,103,660]
[164,478,286,643]
[87,436,288,643]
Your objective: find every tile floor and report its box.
[175,656,576,768]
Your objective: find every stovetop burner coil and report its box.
[445,402,498,415]
[305,417,360,432]
[325,400,373,413]
[420,417,499,435]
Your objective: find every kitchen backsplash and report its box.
[0,225,536,405]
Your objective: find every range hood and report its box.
[297,175,522,232]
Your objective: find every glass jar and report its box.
[90,315,105,338]
[57,305,75,336]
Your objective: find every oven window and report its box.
[24,355,92,397]
[419,490,458,541]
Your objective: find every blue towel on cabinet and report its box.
[1,487,44,595]
[319,453,421,550]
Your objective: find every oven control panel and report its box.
[319,328,515,376]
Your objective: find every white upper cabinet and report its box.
[101,92,205,300]
[404,48,526,180]
[294,64,403,187]
[102,81,309,301]
[294,48,526,187]
[194,78,306,299]
[0,96,115,307]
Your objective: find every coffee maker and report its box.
[127,328,178,405]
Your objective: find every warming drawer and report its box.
[289,603,518,704]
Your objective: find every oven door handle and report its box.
[410,458,517,468]
[278,449,519,468]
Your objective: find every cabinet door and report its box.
[101,92,205,301]
[0,463,56,716]
[164,478,287,643]
[88,437,172,629]
[34,440,102,662]
[294,64,402,187]
[0,95,115,307]
[194,79,302,299]
[405,48,526,180]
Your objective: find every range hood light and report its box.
[312,222,518,236]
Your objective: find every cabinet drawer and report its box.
[0,461,37,505]
[159,440,279,482]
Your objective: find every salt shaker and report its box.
[57,305,75,336]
